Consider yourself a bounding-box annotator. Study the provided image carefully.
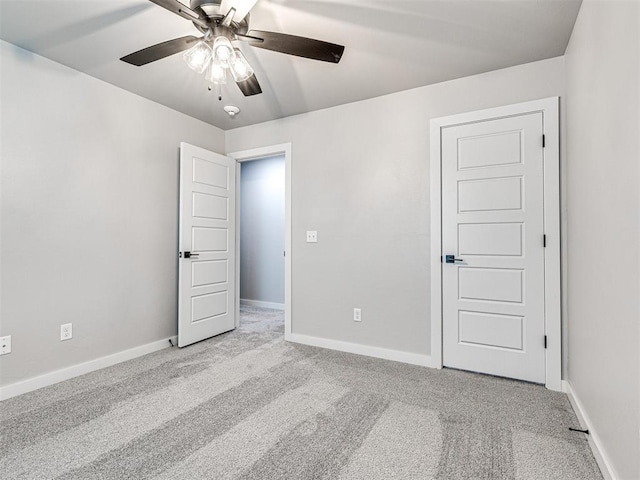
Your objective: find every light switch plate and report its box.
[306,231,318,243]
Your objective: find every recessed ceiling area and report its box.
[0,0,582,130]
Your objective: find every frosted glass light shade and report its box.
[229,48,254,82]
[206,62,227,84]
[213,36,235,66]
[183,41,212,74]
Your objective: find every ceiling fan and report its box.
[120,0,345,97]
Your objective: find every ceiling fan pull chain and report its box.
[207,83,222,101]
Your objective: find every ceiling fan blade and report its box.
[221,0,259,22]
[236,73,262,96]
[235,33,264,43]
[148,0,209,29]
[121,36,200,66]
[246,30,344,63]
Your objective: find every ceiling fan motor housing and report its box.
[190,0,249,36]
[190,0,223,16]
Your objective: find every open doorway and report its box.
[228,143,292,339]
[239,155,285,334]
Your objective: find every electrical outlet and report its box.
[353,308,362,322]
[60,323,73,341]
[0,335,11,355]
[306,231,318,243]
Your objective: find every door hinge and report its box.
[544,335,548,349]
[543,234,547,247]
[542,134,546,148]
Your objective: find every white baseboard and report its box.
[240,299,285,311]
[563,380,617,480]
[0,336,178,401]
[288,333,432,368]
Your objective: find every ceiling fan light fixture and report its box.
[229,48,254,82]
[183,40,212,74]
[206,62,227,85]
[120,0,345,99]
[213,36,235,66]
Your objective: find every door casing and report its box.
[430,97,561,391]
[227,143,292,339]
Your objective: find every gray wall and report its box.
[565,1,640,478]
[226,57,565,355]
[240,156,285,304]
[0,41,225,386]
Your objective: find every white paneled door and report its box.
[178,143,236,348]
[441,113,546,383]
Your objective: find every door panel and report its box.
[191,292,228,322]
[458,176,522,212]
[192,260,228,287]
[442,113,545,383]
[192,227,228,251]
[193,192,228,219]
[458,223,523,256]
[458,311,524,350]
[457,130,523,169]
[179,143,236,347]
[193,157,229,188]
[458,268,523,303]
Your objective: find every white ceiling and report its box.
[0,0,581,130]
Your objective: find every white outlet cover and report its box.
[0,335,11,355]
[353,308,362,322]
[61,323,73,341]
[306,231,318,243]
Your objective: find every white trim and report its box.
[563,381,617,480]
[240,299,285,311]
[289,333,432,367]
[0,336,177,401]
[227,143,292,341]
[541,98,562,391]
[429,118,443,369]
[430,97,562,391]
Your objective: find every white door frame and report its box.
[227,143,292,339]
[430,97,561,391]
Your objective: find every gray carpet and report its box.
[1,305,602,480]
